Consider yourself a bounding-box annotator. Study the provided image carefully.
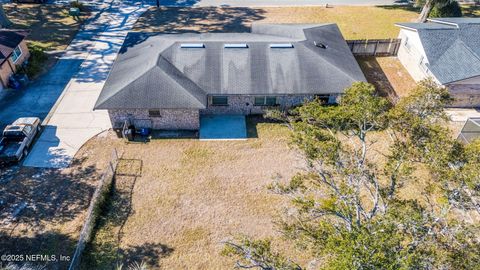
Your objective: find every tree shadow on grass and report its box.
[0,230,77,270]
[134,6,267,33]
[0,157,101,232]
[377,4,421,13]
[462,5,480,17]
[82,172,174,269]
[356,56,399,103]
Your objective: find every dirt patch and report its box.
[357,56,417,101]
[81,118,307,269]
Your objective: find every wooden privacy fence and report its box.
[68,149,119,270]
[346,38,401,56]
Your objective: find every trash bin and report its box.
[69,7,80,16]
[140,128,150,136]
[124,129,134,141]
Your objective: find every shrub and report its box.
[70,1,87,12]
[429,1,463,18]
[23,42,48,79]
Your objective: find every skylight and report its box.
[180,43,205,48]
[269,43,294,49]
[224,43,248,48]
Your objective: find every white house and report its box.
[396,18,480,107]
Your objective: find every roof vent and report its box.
[224,43,248,48]
[269,43,294,49]
[180,43,205,48]
[314,41,328,49]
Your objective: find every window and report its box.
[148,110,161,117]
[315,94,331,104]
[211,96,228,106]
[419,56,429,72]
[403,36,411,51]
[11,46,22,63]
[254,96,277,106]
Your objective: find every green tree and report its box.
[223,81,480,269]
[429,0,463,18]
[417,0,457,22]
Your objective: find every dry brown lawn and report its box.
[81,119,307,269]
[133,6,420,39]
[357,56,417,100]
[4,4,90,77]
[0,134,114,269]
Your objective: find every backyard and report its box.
[81,118,308,269]
[78,113,463,269]
[3,4,90,78]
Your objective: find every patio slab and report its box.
[200,115,247,140]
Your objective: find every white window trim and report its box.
[11,46,23,64]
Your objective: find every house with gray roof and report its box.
[94,23,365,131]
[396,18,480,107]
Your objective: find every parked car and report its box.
[0,117,41,164]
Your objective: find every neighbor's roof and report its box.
[458,118,480,144]
[396,18,480,84]
[0,30,28,65]
[95,24,366,110]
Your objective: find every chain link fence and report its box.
[68,149,119,270]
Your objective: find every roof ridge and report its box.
[301,42,359,83]
[94,65,158,109]
[156,55,207,108]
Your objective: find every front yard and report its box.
[0,136,112,269]
[134,6,419,39]
[81,118,307,269]
[4,4,90,78]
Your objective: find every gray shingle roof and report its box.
[396,18,480,84]
[95,24,366,110]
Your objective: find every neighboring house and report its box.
[0,30,29,90]
[396,18,480,107]
[94,24,366,130]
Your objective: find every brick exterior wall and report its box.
[201,94,324,115]
[0,40,30,88]
[108,109,200,130]
[107,94,338,130]
[447,84,480,107]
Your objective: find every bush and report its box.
[70,1,86,12]
[23,42,48,79]
[429,1,463,18]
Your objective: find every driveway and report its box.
[20,0,147,168]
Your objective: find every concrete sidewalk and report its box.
[24,1,147,168]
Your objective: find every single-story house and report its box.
[94,23,366,130]
[396,18,480,107]
[0,30,29,90]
